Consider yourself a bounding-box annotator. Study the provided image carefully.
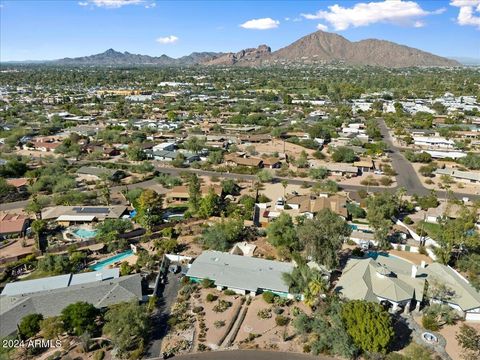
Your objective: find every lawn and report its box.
[417,221,443,239]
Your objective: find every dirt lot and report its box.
[235,296,311,352]
[238,139,316,158]
[193,288,244,348]
[439,321,480,360]
[0,238,36,259]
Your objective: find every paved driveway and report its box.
[144,271,182,359]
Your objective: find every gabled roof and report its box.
[0,213,29,234]
[0,271,142,337]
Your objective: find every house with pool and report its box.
[335,254,480,320]
[186,250,295,298]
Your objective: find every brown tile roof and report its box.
[167,185,222,199]
[6,178,28,188]
[286,195,348,218]
[0,213,29,234]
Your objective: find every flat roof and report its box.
[1,268,119,296]
[57,215,96,222]
[187,251,294,294]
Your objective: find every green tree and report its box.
[18,313,43,339]
[31,219,47,250]
[198,188,221,219]
[309,167,328,180]
[103,301,149,357]
[188,174,201,214]
[184,136,206,154]
[126,144,146,161]
[257,169,273,183]
[61,302,99,336]
[456,324,480,360]
[266,213,299,251]
[332,147,356,163]
[298,209,351,270]
[40,316,64,339]
[199,218,244,251]
[135,189,163,231]
[342,300,394,354]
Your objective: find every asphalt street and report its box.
[170,350,333,360]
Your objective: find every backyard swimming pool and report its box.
[73,228,97,239]
[89,250,134,271]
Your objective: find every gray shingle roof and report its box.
[0,271,142,337]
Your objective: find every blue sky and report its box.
[1,0,479,61]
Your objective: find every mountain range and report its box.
[46,30,461,67]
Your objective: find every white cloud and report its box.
[156,35,179,44]
[301,1,444,31]
[240,17,279,30]
[82,0,144,8]
[145,2,156,9]
[316,23,329,31]
[450,0,480,28]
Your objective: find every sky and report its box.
[1,0,479,62]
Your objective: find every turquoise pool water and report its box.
[73,228,97,239]
[89,250,134,271]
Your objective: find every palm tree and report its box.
[281,180,288,198]
[31,219,47,251]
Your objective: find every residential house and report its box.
[435,167,480,184]
[186,250,295,297]
[335,257,426,312]
[354,159,375,174]
[238,134,271,143]
[167,185,222,203]
[286,194,348,219]
[152,142,176,152]
[0,268,145,337]
[413,136,455,149]
[0,213,29,239]
[42,205,129,226]
[262,157,282,169]
[76,166,125,182]
[420,263,480,321]
[224,153,264,168]
[335,256,480,320]
[6,178,29,193]
[324,164,358,177]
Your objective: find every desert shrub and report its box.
[379,176,393,186]
[201,278,215,288]
[303,344,311,353]
[213,300,232,313]
[273,297,291,307]
[351,247,364,257]
[257,308,272,319]
[262,291,277,304]
[403,216,413,225]
[192,306,204,314]
[214,320,226,328]
[197,343,209,352]
[273,307,284,315]
[275,315,289,326]
[224,289,236,296]
[93,350,105,360]
[206,293,217,302]
[422,314,439,331]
